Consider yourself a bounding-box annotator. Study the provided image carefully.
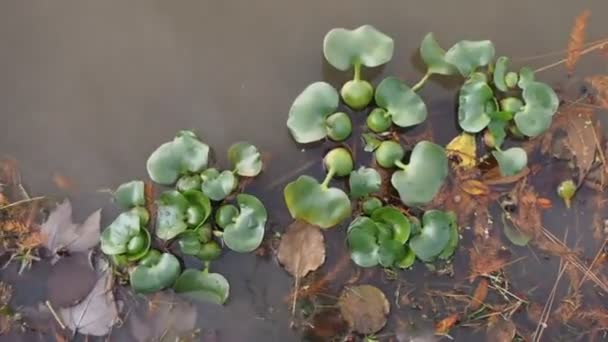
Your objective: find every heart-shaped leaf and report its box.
[493,56,509,92]
[173,269,230,305]
[228,142,262,177]
[492,147,528,177]
[146,131,210,185]
[378,239,406,267]
[223,194,267,252]
[408,210,453,261]
[513,81,559,137]
[156,190,189,240]
[347,217,380,267]
[444,40,495,76]
[438,212,458,260]
[287,82,339,144]
[284,175,351,229]
[100,209,145,255]
[323,25,394,71]
[458,77,494,133]
[200,168,237,201]
[420,33,458,76]
[391,141,448,206]
[349,167,381,199]
[371,207,410,244]
[114,180,145,208]
[375,77,427,127]
[130,251,181,294]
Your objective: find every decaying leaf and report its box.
[59,259,118,336]
[129,292,197,342]
[446,133,476,170]
[435,313,459,335]
[41,200,101,258]
[564,112,596,183]
[459,179,489,196]
[469,236,510,281]
[338,285,389,334]
[587,75,608,109]
[277,221,326,278]
[470,278,489,310]
[486,317,516,342]
[566,10,591,74]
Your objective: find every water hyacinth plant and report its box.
[99,131,267,303]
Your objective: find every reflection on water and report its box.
[0,0,607,340]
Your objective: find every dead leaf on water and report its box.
[446,133,477,170]
[587,75,608,109]
[338,285,389,334]
[435,313,459,335]
[470,278,489,310]
[486,317,516,342]
[564,112,596,184]
[459,179,490,196]
[277,221,326,278]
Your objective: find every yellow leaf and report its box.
[460,179,489,196]
[446,133,476,169]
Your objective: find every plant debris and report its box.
[277,221,326,278]
[338,285,389,335]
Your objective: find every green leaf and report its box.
[444,40,495,76]
[420,33,458,76]
[286,82,340,143]
[114,180,145,208]
[438,213,458,260]
[371,207,410,244]
[488,120,507,148]
[182,189,212,228]
[130,252,181,294]
[284,175,351,229]
[223,194,267,253]
[146,131,210,185]
[518,67,535,89]
[501,213,531,246]
[396,247,416,269]
[378,239,405,267]
[391,141,448,206]
[349,167,381,199]
[458,77,494,133]
[375,77,427,128]
[347,217,380,267]
[177,232,202,255]
[200,168,237,201]
[513,81,559,137]
[362,133,382,152]
[408,210,453,261]
[100,209,143,255]
[228,142,263,177]
[493,56,509,92]
[174,269,230,305]
[156,191,189,240]
[323,25,394,71]
[492,147,528,176]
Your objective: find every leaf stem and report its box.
[321,168,336,189]
[353,63,362,81]
[411,72,431,92]
[394,160,408,170]
[203,261,210,273]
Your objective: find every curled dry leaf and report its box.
[277,221,326,278]
[41,199,101,259]
[435,313,459,335]
[338,285,389,335]
[470,278,489,310]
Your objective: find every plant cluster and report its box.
[100,131,266,304]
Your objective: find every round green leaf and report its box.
[215,204,239,229]
[182,189,211,227]
[420,33,458,76]
[366,108,392,133]
[100,209,143,255]
[391,141,448,207]
[284,175,351,229]
[347,217,380,268]
[371,207,411,244]
[125,228,151,261]
[130,252,181,294]
[114,180,145,208]
[492,147,528,177]
[287,82,339,144]
[375,77,427,128]
[323,25,394,71]
[396,247,416,269]
[146,131,210,185]
[458,77,494,133]
[177,232,202,255]
[228,142,262,177]
[408,210,453,262]
[513,81,559,137]
[324,148,354,177]
[156,190,189,240]
[223,194,267,253]
[326,112,353,141]
[200,168,237,201]
[517,67,535,89]
[493,56,509,92]
[174,269,230,305]
[349,167,381,199]
[444,40,495,76]
[374,140,405,168]
[378,239,405,267]
[362,197,383,216]
[341,80,374,110]
[176,175,202,192]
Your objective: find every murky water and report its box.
[1,0,607,341]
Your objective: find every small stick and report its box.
[534,40,608,73]
[0,196,46,211]
[45,300,66,330]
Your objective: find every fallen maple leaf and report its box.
[470,278,489,310]
[277,221,326,278]
[41,200,101,258]
[435,313,459,335]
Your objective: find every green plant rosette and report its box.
[513,81,559,137]
[100,208,151,261]
[286,82,340,144]
[444,39,495,76]
[114,180,145,208]
[323,25,394,71]
[284,175,351,229]
[349,167,381,199]
[156,190,211,240]
[130,251,181,294]
[146,131,210,185]
[200,168,237,201]
[391,141,448,207]
[371,207,411,244]
[375,77,427,128]
[408,210,454,262]
[228,142,263,177]
[420,33,458,76]
[492,147,528,176]
[222,194,267,253]
[174,269,230,305]
[458,76,495,133]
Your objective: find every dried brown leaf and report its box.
[564,111,596,183]
[459,179,490,196]
[587,75,608,109]
[469,236,510,281]
[470,278,489,310]
[435,313,459,335]
[277,221,326,278]
[566,10,591,74]
[338,285,389,335]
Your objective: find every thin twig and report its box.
[45,300,66,330]
[515,37,608,62]
[577,239,608,291]
[534,261,567,342]
[534,40,608,73]
[0,196,45,211]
